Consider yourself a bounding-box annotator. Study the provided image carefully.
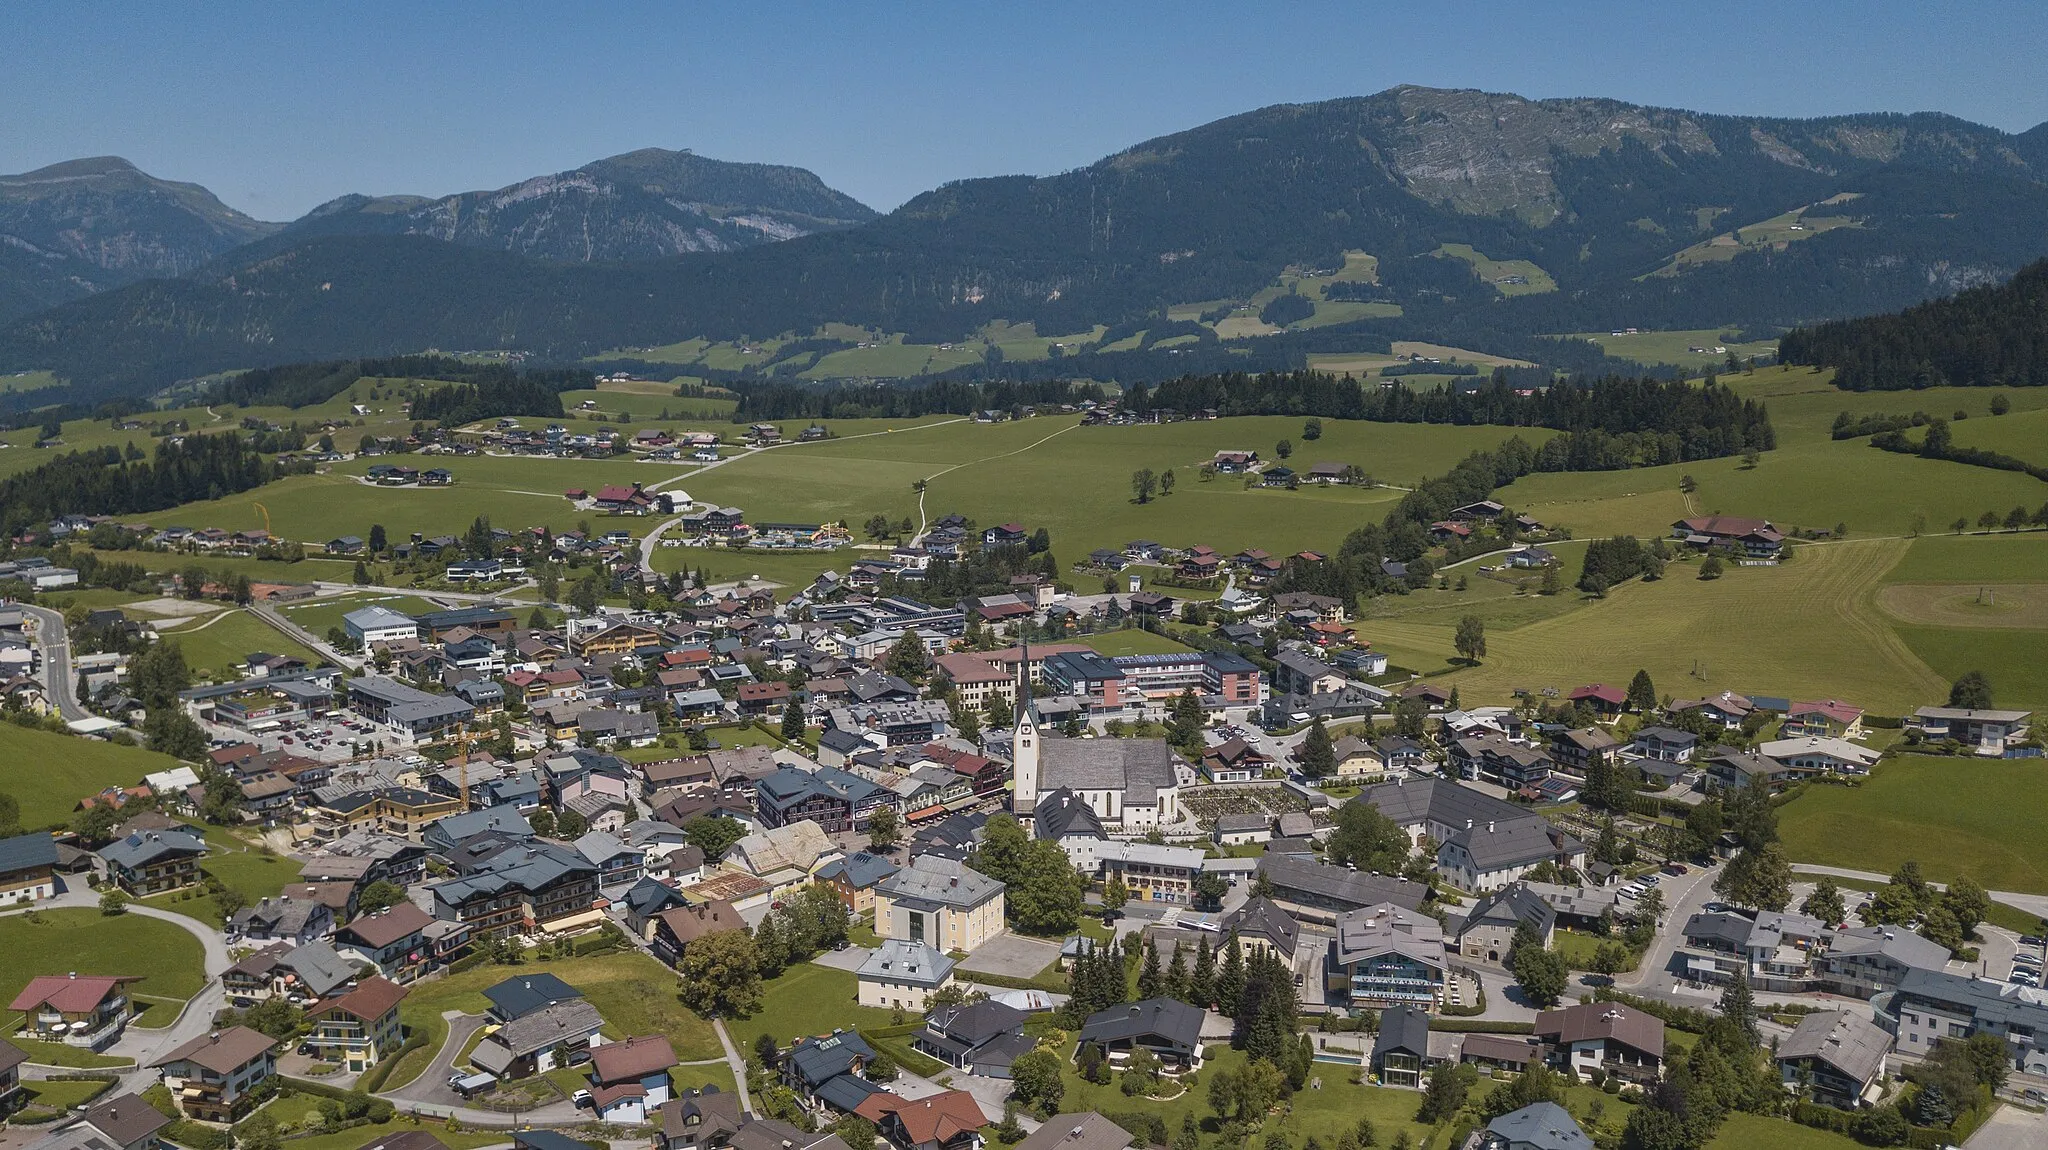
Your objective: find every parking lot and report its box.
[202,712,395,762]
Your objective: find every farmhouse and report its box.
[1671,515,1783,559]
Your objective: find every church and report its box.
[1011,659,1181,831]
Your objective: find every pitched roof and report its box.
[484,973,584,1020]
[1077,998,1203,1050]
[80,1094,174,1147]
[337,902,433,949]
[488,999,605,1059]
[877,855,1003,908]
[654,901,745,945]
[589,1034,676,1084]
[319,975,408,1021]
[152,1026,276,1074]
[10,974,142,1013]
[0,831,58,874]
[858,939,956,989]
[1534,1002,1664,1058]
[1485,1102,1592,1150]
[1373,1004,1430,1060]
[1777,1010,1890,1086]
[856,1090,988,1145]
[1010,1113,1134,1150]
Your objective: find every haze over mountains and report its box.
[8,85,2048,402]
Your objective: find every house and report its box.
[1354,779,1584,891]
[1482,1102,1592,1150]
[1506,547,1556,570]
[724,820,842,893]
[10,975,142,1050]
[1371,1005,1431,1088]
[1668,692,1756,730]
[99,830,206,895]
[1776,1011,1890,1110]
[1224,897,1302,966]
[332,903,434,982]
[1782,700,1866,740]
[857,939,957,1013]
[1448,735,1553,790]
[1095,842,1205,906]
[1077,998,1205,1071]
[1533,1002,1664,1084]
[856,1090,988,1150]
[470,999,604,1081]
[64,1094,174,1150]
[0,831,60,903]
[484,973,584,1022]
[1213,813,1271,847]
[1453,884,1556,964]
[654,1087,746,1150]
[1700,748,1789,793]
[1327,902,1447,1011]
[650,901,746,969]
[815,852,901,914]
[1566,684,1629,717]
[1879,968,2048,1073]
[228,894,335,946]
[306,976,409,1072]
[150,1026,278,1120]
[1630,726,1698,764]
[875,856,1006,951]
[1272,650,1345,697]
[587,1035,677,1124]
[914,1000,1035,1078]
[1758,737,1883,778]
[1906,707,2032,755]
[1547,728,1620,776]
[1253,854,1427,924]
[0,1038,22,1114]
[781,1029,876,1107]
[1009,1113,1132,1150]
[1671,515,1784,559]
[1329,736,1386,779]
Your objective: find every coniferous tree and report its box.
[1626,669,1658,712]
[1138,939,1164,1000]
[1190,936,1215,1007]
[1718,966,1759,1045]
[1216,933,1246,1018]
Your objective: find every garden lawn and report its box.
[1551,929,1639,973]
[18,1077,113,1110]
[0,908,207,1027]
[378,951,722,1090]
[263,1116,505,1150]
[154,609,322,680]
[4,1037,133,1067]
[1780,755,2048,893]
[143,844,298,928]
[1708,1112,1864,1150]
[0,723,186,831]
[723,964,898,1054]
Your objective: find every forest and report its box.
[1779,258,2048,390]
[219,355,595,411]
[0,433,308,534]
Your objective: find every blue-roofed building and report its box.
[482,973,583,1022]
[816,851,901,914]
[783,1028,878,1108]
[342,606,420,647]
[1483,1102,1591,1150]
[0,831,60,902]
[99,830,207,895]
[422,806,533,852]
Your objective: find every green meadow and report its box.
[1781,755,2048,893]
[0,723,185,830]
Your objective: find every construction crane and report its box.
[457,723,472,812]
[252,502,273,536]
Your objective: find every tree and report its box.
[780,699,806,743]
[1415,1062,1476,1123]
[1193,872,1228,910]
[1512,945,1569,1007]
[971,815,1029,887]
[1713,844,1793,912]
[351,559,369,585]
[1480,1061,1564,1120]
[866,805,901,853]
[1943,875,1990,941]
[886,631,929,681]
[99,888,129,915]
[367,523,388,553]
[1297,718,1336,779]
[1174,1115,1201,1150]
[831,1116,879,1150]
[1326,801,1410,873]
[1540,563,1563,596]
[145,707,209,763]
[1216,934,1246,1016]
[1592,942,1629,979]
[556,808,588,838]
[1699,554,1724,580]
[1948,670,1994,709]
[1010,1049,1065,1114]
[865,1052,898,1083]
[1190,936,1215,1006]
[1801,876,1846,926]
[1138,939,1164,1000]
[1454,614,1486,662]
[685,815,746,861]
[1101,873,1128,917]
[239,1112,283,1150]
[1209,1058,1284,1123]
[676,929,762,1016]
[1718,966,1759,1045]
[1626,669,1657,713]
[1275,439,1294,460]
[1008,840,1083,933]
[1131,468,1158,504]
[1166,688,1207,759]
[1160,469,1176,496]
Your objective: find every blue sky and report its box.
[5,1,2045,221]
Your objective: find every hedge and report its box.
[1104,1111,1169,1148]
[957,969,1068,994]
[278,1076,359,1102]
[447,951,494,975]
[1592,987,1713,1034]
[1426,1019,1534,1034]
[358,1034,428,1094]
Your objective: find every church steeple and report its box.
[1011,636,1039,818]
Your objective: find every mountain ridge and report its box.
[7,86,2048,401]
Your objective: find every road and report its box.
[1607,860,1724,998]
[19,603,93,722]
[385,1011,494,1110]
[1967,1104,2045,1150]
[710,1019,753,1115]
[248,600,363,671]
[3,886,232,1097]
[1792,864,2048,931]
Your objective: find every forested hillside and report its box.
[1780,258,2048,390]
[7,87,2048,401]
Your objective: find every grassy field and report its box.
[1,369,63,394]
[279,592,452,637]
[1366,539,1948,715]
[1947,406,2048,467]
[1880,531,2048,584]
[0,908,208,1026]
[722,963,897,1054]
[143,842,299,927]
[1435,243,1557,295]
[1892,624,2048,715]
[1652,198,1862,275]
[1076,629,1197,657]
[380,951,723,1090]
[1565,330,1778,371]
[0,724,184,831]
[1780,755,2048,893]
[155,608,323,680]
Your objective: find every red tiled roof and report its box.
[1569,684,1628,705]
[856,1090,987,1144]
[589,1034,676,1084]
[1789,699,1863,724]
[10,974,142,1013]
[320,975,407,1022]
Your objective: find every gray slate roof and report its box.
[877,855,1003,909]
[1777,1011,1890,1087]
[1485,1102,1591,1150]
[1039,736,1176,805]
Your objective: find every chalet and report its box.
[1078,998,1204,1071]
[593,484,657,515]
[10,974,142,1050]
[1781,699,1866,739]
[856,1090,987,1150]
[915,1000,1034,1077]
[1450,501,1506,521]
[151,1026,278,1120]
[0,831,60,903]
[99,830,206,895]
[1907,706,2032,755]
[1534,1002,1664,1084]
[1671,515,1783,559]
[587,1034,677,1124]
[1668,691,1755,730]
[1211,450,1257,473]
[306,977,408,1072]
[1776,1011,1891,1110]
[1566,683,1629,717]
[1548,728,1620,775]
[1630,726,1697,764]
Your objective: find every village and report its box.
[0,467,2040,1150]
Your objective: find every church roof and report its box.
[1038,736,1176,805]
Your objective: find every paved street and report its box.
[20,603,93,723]
[386,1011,494,1110]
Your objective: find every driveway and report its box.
[384,1011,491,1107]
[1966,1104,2043,1150]
[958,934,1061,979]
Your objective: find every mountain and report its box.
[0,156,281,319]
[9,87,2048,399]
[274,148,877,260]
